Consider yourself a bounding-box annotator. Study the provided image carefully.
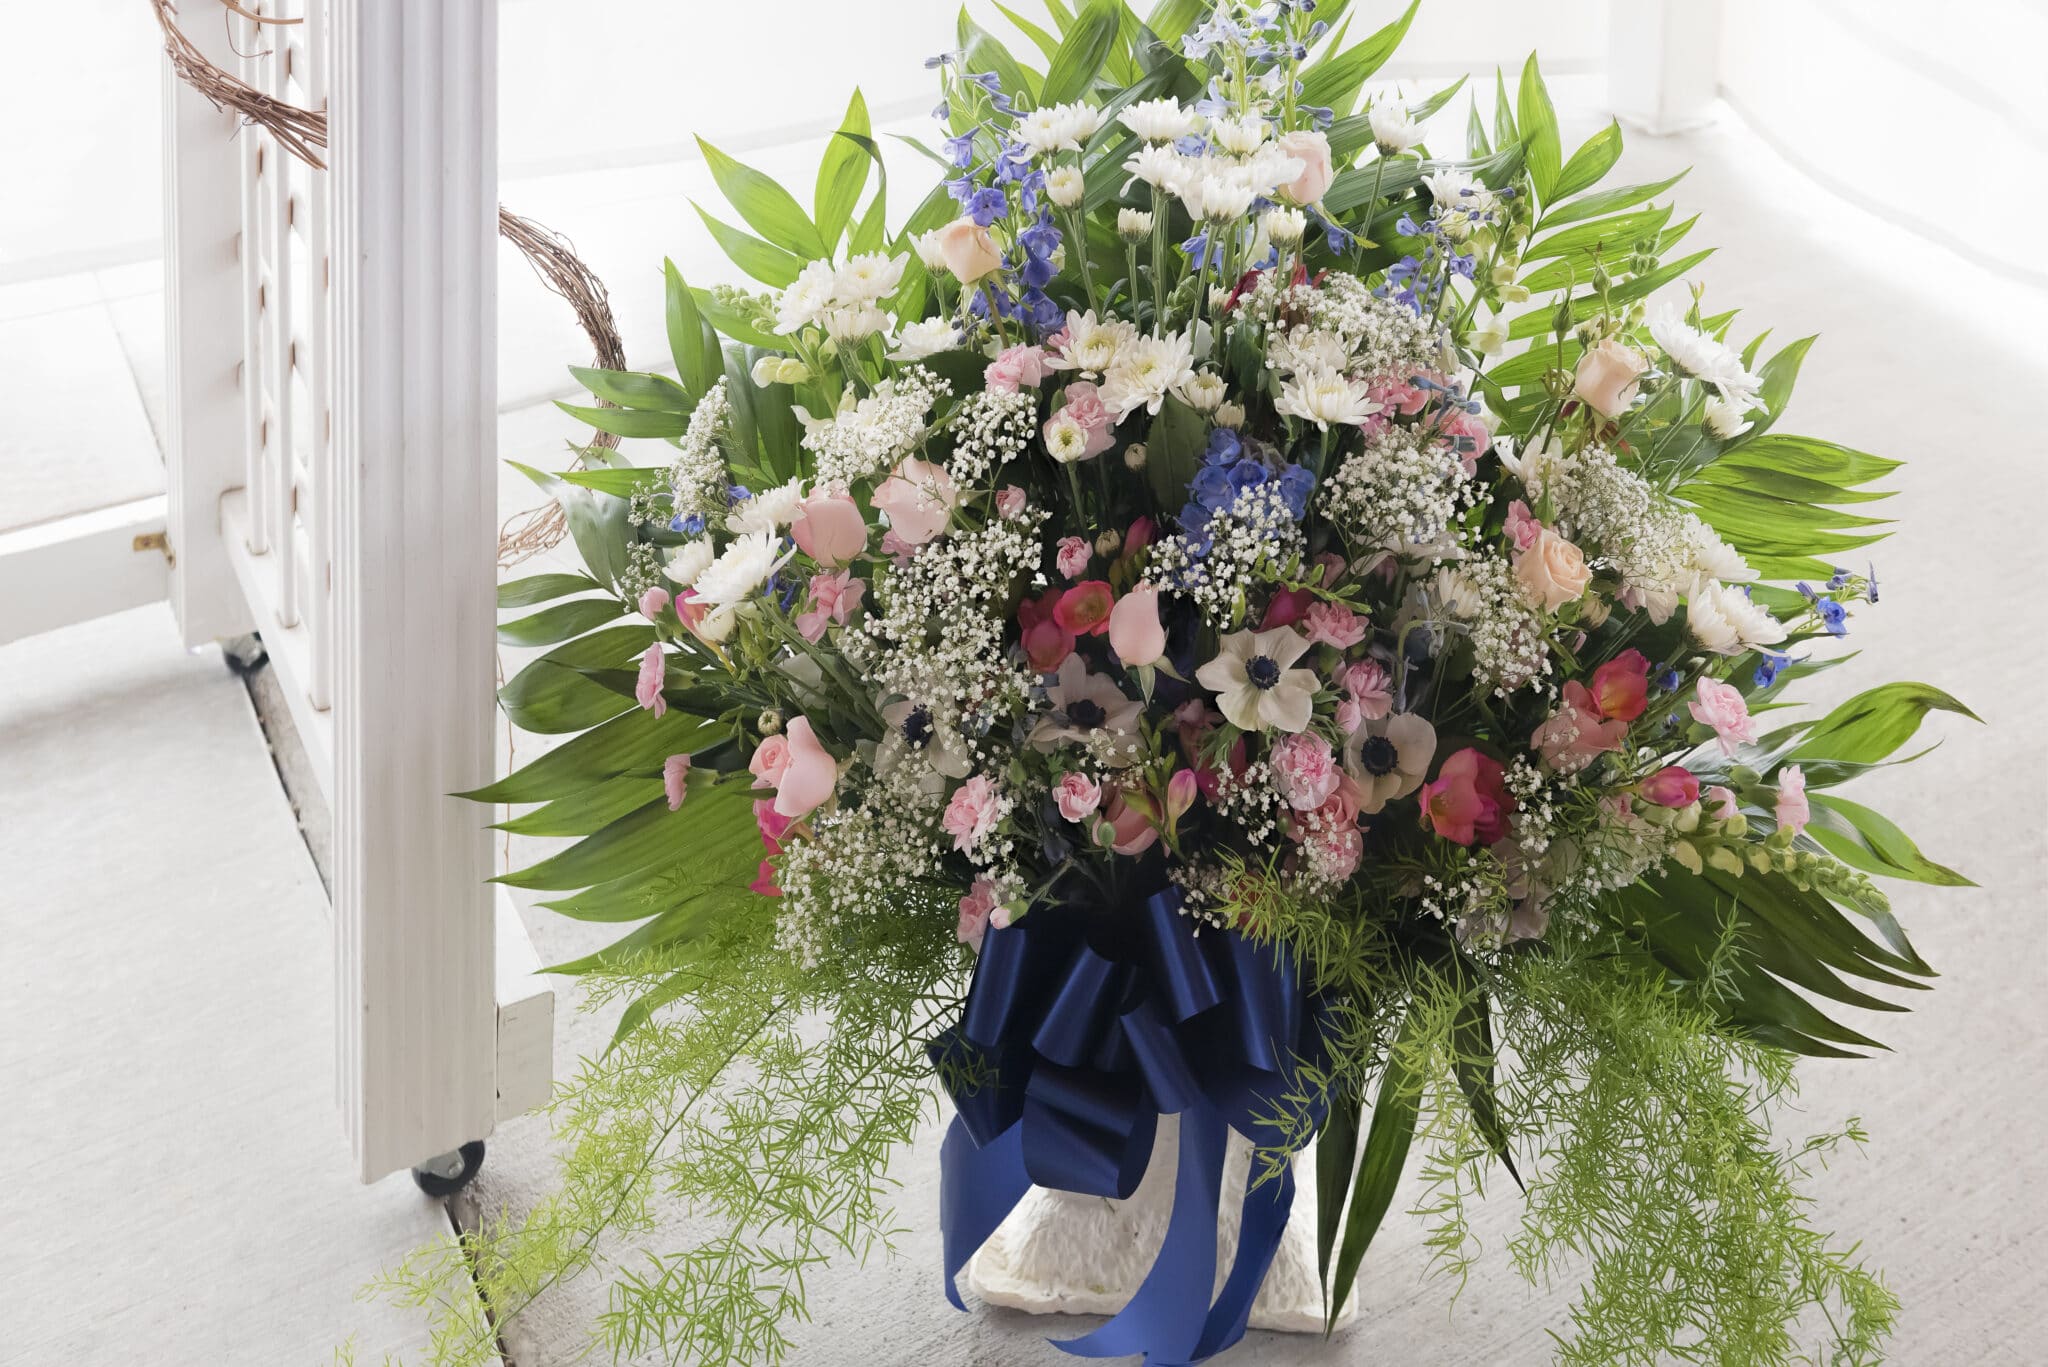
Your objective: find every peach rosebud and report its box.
[1277,130,1334,205]
[1514,527,1593,613]
[934,215,1003,283]
[771,716,838,820]
[789,487,869,567]
[1572,338,1649,418]
[1107,583,1167,668]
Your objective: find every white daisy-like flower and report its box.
[1687,580,1786,655]
[1240,143,1306,198]
[1117,207,1155,240]
[774,258,839,334]
[693,602,738,644]
[1178,172,1255,223]
[1177,370,1227,412]
[1195,626,1318,733]
[1275,365,1382,430]
[1122,142,1190,192]
[1047,309,1133,374]
[728,478,807,535]
[1702,394,1755,440]
[1648,303,1768,412]
[1368,101,1422,154]
[692,530,791,609]
[1688,525,1756,585]
[887,317,960,362]
[1119,97,1202,144]
[1209,114,1268,157]
[1046,165,1084,208]
[910,229,947,272]
[876,697,973,780]
[1098,329,1197,418]
[833,250,908,303]
[1343,711,1437,812]
[1043,411,1091,464]
[1264,206,1307,245]
[663,537,715,588]
[822,303,889,345]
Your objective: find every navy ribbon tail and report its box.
[939,1115,1031,1312]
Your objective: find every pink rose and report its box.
[1504,499,1541,552]
[1439,409,1491,475]
[1277,129,1334,205]
[941,774,1003,852]
[635,644,667,718]
[795,570,865,642]
[957,877,999,951]
[772,716,839,820]
[1340,660,1392,720]
[870,456,959,547]
[996,485,1028,519]
[749,733,791,789]
[1260,586,1314,630]
[1775,764,1810,837]
[1055,536,1092,580]
[1639,765,1700,809]
[1302,601,1368,649]
[1531,682,1627,773]
[1420,748,1514,847]
[663,753,692,811]
[1096,789,1159,857]
[1053,771,1102,822]
[986,344,1050,393]
[1704,785,1739,821]
[790,487,869,567]
[638,586,671,620]
[1270,732,1341,812]
[1514,527,1593,613]
[934,215,1003,283]
[1590,649,1651,722]
[1107,583,1167,668]
[1573,338,1649,418]
[878,528,918,565]
[1688,677,1757,757]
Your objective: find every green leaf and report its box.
[1143,396,1208,510]
[1551,119,1622,201]
[1326,1006,1422,1329]
[558,465,667,498]
[509,462,633,590]
[1492,67,1516,150]
[568,365,695,413]
[495,775,667,838]
[1315,1088,1360,1298]
[1515,54,1561,203]
[1538,169,1688,228]
[500,787,717,891]
[996,3,1063,63]
[1717,434,1901,488]
[1298,0,1417,116]
[814,90,873,251]
[1731,335,1815,442]
[692,205,806,288]
[1791,682,1979,767]
[1521,204,1674,266]
[958,8,1041,108]
[1806,794,1974,889]
[696,137,826,258]
[1041,0,1120,104]
[498,572,603,609]
[1143,0,1206,44]
[664,259,721,398]
[553,401,689,440]
[1451,991,1520,1187]
[497,597,626,648]
[1506,248,1715,340]
[496,624,651,734]
[462,703,721,804]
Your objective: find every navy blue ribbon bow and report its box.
[930,887,1327,1365]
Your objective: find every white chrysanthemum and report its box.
[1430,565,1485,619]
[1241,143,1306,198]
[1702,395,1754,440]
[1368,101,1421,154]
[1497,435,1576,501]
[834,250,908,302]
[1178,172,1255,223]
[1276,366,1381,431]
[692,530,789,609]
[1122,142,1189,191]
[693,603,738,644]
[1046,165,1084,208]
[1209,114,1268,157]
[1688,580,1785,655]
[663,537,715,588]
[728,478,807,535]
[887,317,959,362]
[822,302,888,344]
[1119,97,1202,143]
[1118,207,1155,240]
[1178,370,1227,412]
[1648,303,1767,411]
[1043,411,1091,465]
[774,258,839,334]
[1099,329,1196,417]
[1264,206,1306,245]
[910,229,947,271]
[1688,525,1756,585]
[1268,326,1352,376]
[1048,309,1132,374]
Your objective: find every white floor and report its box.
[1,44,2046,1367]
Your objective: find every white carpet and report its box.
[0,606,451,1365]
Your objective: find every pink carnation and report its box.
[1504,499,1542,551]
[1689,677,1757,757]
[663,753,692,811]
[984,344,1050,392]
[638,586,671,620]
[1302,600,1369,649]
[1053,771,1102,822]
[941,775,1003,852]
[995,485,1028,519]
[957,877,1000,951]
[1055,536,1092,580]
[794,570,865,642]
[1269,733,1341,812]
[1340,660,1393,721]
[1775,764,1811,836]
[635,644,667,718]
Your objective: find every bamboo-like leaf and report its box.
[558,466,666,499]
[498,572,603,609]
[814,90,873,250]
[495,776,668,838]
[1551,119,1622,201]
[1325,1006,1422,1330]
[568,365,694,414]
[462,703,721,804]
[696,137,827,258]
[1537,169,1688,228]
[958,8,1041,107]
[1807,794,1974,889]
[497,598,627,648]
[1298,0,1417,116]
[1451,992,1521,1187]
[1516,54,1561,203]
[664,259,721,397]
[1315,1089,1361,1299]
[1792,682,1979,767]
[1041,0,1121,106]
[692,205,806,288]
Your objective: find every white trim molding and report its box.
[1607,0,1724,136]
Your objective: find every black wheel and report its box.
[411,1140,486,1197]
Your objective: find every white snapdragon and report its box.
[1367,101,1421,154]
[750,355,811,386]
[1471,314,1510,357]
[1119,97,1202,143]
[888,317,960,362]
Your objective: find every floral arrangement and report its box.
[379,4,1974,1364]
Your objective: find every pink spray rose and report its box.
[1124,516,1156,556]
[1689,677,1757,757]
[1340,660,1393,721]
[662,753,692,811]
[1270,732,1342,812]
[1531,681,1628,773]
[870,456,959,547]
[1276,129,1334,204]
[638,586,671,620]
[1514,527,1593,612]
[1420,748,1514,847]
[749,733,790,789]
[1302,601,1369,649]
[985,344,1050,392]
[1096,789,1159,856]
[1573,338,1650,418]
[1775,765,1811,837]
[1639,765,1701,809]
[995,485,1028,519]
[1504,499,1542,552]
[1053,771,1102,822]
[934,215,1003,282]
[794,570,865,642]
[635,644,667,718]
[772,717,838,820]
[942,775,1004,852]
[957,878,1000,951]
[1055,535,1092,580]
[789,486,869,567]
[1107,583,1167,668]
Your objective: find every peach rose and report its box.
[1107,583,1167,668]
[1514,527,1592,612]
[1277,130,1334,205]
[789,487,869,567]
[870,456,960,547]
[1572,338,1649,417]
[934,215,1003,283]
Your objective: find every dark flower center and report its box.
[1358,735,1399,776]
[1066,698,1108,729]
[1246,655,1282,690]
[901,706,934,748]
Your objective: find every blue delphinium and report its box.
[1753,650,1790,689]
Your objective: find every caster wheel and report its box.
[411,1140,486,1198]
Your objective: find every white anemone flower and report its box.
[1343,711,1437,812]
[1687,580,1786,655]
[692,531,792,610]
[1195,627,1318,733]
[1031,655,1144,754]
[727,478,807,535]
[876,697,973,780]
[888,317,960,362]
[1275,365,1382,430]
[1648,303,1768,412]
[1099,329,1197,418]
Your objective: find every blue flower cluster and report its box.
[1796,579,1851,637]
[938,86,1067,334]
[1753,649,1790,689]
[1176,427,1316,552]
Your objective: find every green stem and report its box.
[1066,206,1098,313]
[1150,184,1169,327]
